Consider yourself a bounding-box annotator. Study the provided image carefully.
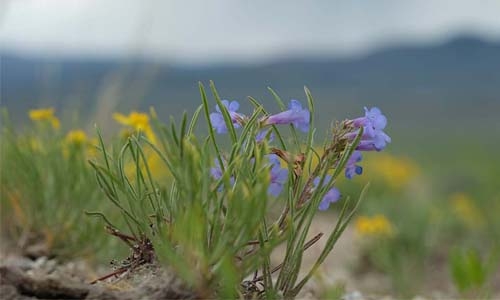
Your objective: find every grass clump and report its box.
[0,109,121,262]
[90,82,391,298]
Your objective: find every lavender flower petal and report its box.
[345,151,363,179]
[211,100,244,134]
[268,154,288,197]
[313,175,341,210]
[348,107,391,152]
[264,99,310,132]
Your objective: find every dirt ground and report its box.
[272,214,455,299]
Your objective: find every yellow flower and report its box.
[86,137,100,158]
[29,108,60,129]
[29,108,54,120]
[65,130,87,145]
[145,152,169,179]
[355,214,395,237]
[450,193,484,229]
[113,111,156,144]
[363,154,420,190]
[123,150,169,180]
[113,111,150,130]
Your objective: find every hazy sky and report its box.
[1,0,500,65]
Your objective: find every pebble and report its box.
[1,255,34,271]
[342,290,364,300]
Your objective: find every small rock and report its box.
[2,255,34,271]
[343,290,364,300]
[31,256,47,269]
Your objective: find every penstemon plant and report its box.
[89,81,391,299]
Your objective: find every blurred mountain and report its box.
[1,34,500,138]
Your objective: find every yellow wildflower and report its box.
[146,153,170,179]
[113,111,156,144]
[113,111,150,130]
[363,154,420,190]
[450,193,484,229]
[29,108,60,129]
[29,108,54,120]
[86,137,100,158]
[355,214,395,237]
[124,150,169,180]
[65,130,87,145]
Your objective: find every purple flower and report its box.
[268,154,288,197]
[345,151,363,179]
[347,107,391,151]
[355,131,391,151]
[264,100,310,132]
[210,162,223,180]
[352,107,387,136]
[210,159,234,190]
[256,129,274,143]
[209,100,244,134]
[313,176,341,211]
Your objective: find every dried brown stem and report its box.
[105,227,137,251]
[89,267,128,284]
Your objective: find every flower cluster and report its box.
[29,108,60,129]
[210,100,391,211]
[341,107,392,180]
[347,107,391,152]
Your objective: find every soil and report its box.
[0,257,198,300]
